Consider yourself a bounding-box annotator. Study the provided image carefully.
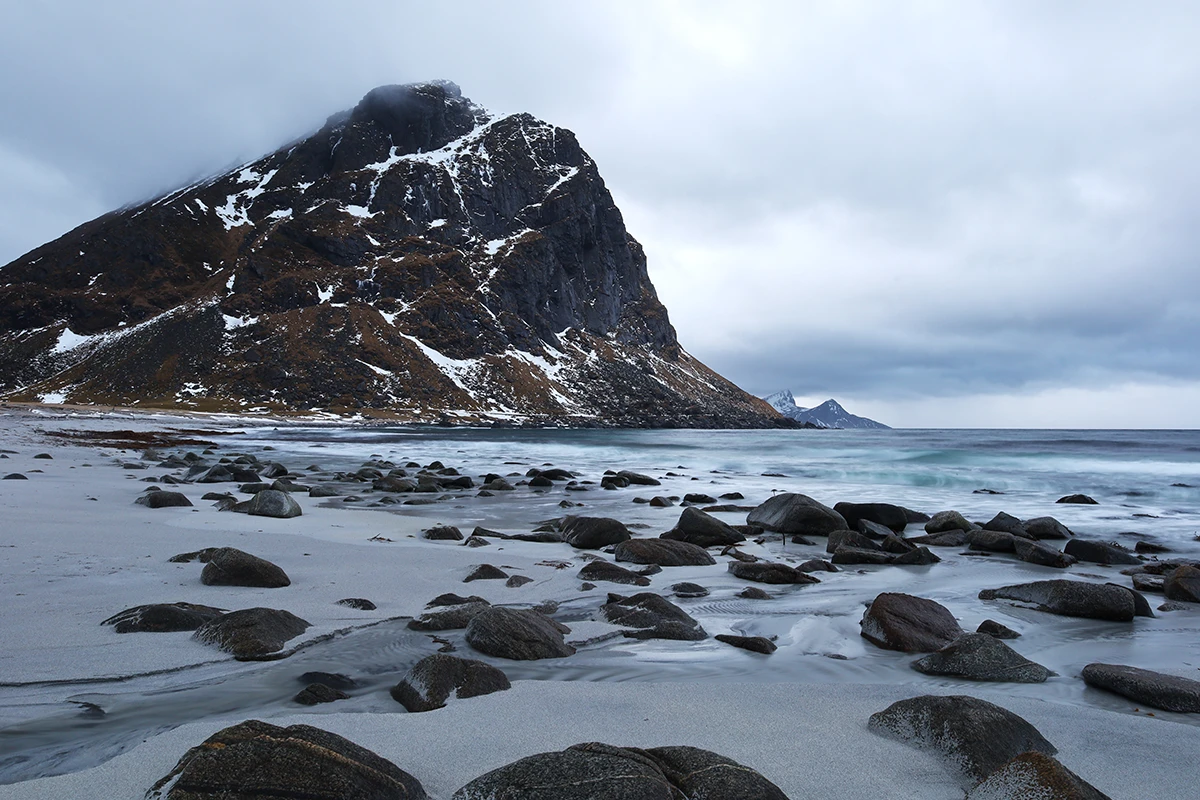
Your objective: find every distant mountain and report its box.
[0,81,786,428]
[762,390,890,429]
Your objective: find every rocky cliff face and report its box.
[0,82,784,427]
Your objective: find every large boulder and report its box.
[860,592,963,652]
[826,529,882,554]
[407,601,491,631]
[1064,539,1140,566]
[464,607,575,660]
[390,653,510,712]
[911,633,1051,682]
[614,538,716,566]
[451,742,786,800]
[148,719,426,799]
[246,489,302,518]
[135,490,194,509]
[1023,516,1073,540]
[728,561,820,585]
[982,511,1028,537]
[1163,565,1200,603]
[978,580,1148,621]
[833,502,909,533]
[966,530,1017,552]
[192,608,310,658]
[616,470,661,486]
[102,602,225,633]
[1013,537,1076,569]
[660,506,745,547]
[967,751,1112,800]
[600,592,707,640]
[200,547,290,588]
[1081,663,1200,713]
[868,695,1057,785]
[578,560,652,586]
[924,510,978,534]
[746,493,847,536]
[560,516,632,549]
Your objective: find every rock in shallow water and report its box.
[148,719,426,799]
[578,559,651,586]
[450,742,786,800]
[860,592,963,652]
[661,505,745,547]
[868,694,1057,785]
[390,653,510,712]
[728,560,820,584]
[912,632,1051,682]
[615,537,716,566]
[747,492,847,536]
[600,592,707,640]
[465,606,575,660]
[192,608,310,658]
[559,516,632,549]
[102,602,226,633]
[978,580,1149,621]
[1081,663,1200,712]
[1163,565,1200,603]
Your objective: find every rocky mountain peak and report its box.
[0,83,786,427]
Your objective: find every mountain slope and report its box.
[0,82,785,427]
[763,391,889,429]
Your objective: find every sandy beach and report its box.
[2,406,1199,798]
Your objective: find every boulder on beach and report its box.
[424,525,464,541]
[464,607,575,660]
[1081,663,1200,712]
[600,592,707,640]
[966,751,1113,800]
[135,490,194,509]
[715,634,777,654]
[1024,516,1073,540]
[860,592,963,652]
[148,719,426,799]
[671,582,709,598]
[1162,565,1200,603]
[868,694,1057,785]
[1064,539,1140,566]
[831,546,896,565]
[908,530,969,547]
[578,560,652,586]
[660,506,745,547]
[967,530,1017,552]
[833,502,909,533]
[246,488,302,518]
[614,537,716,566]
[826,529,882,554]
[1057,493,1099,504]
[390,653,511,712]
[464,564,508,582]
[452,742,786,800]
[616,470,660,486]
[728,560,820,585]
[293,683,349,705]
[559,516,632,549]
[982,511,1028,537]
[337,598,377,611]
[977,619,1021,639]
[1013,537,1076,569]
[200,547,290,588]
[911,632,1051,682]
[408,601,491,631]
[978,580,1149,621]
[924,510,978,534]
[746,493,847,536]
[102,602,226,633]
[192,608,310,658]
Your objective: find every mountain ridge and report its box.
[763,390,890,429]
[0,82,786,428]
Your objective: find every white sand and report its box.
[2,408,1199,799]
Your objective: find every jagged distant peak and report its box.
[760,391,889,429]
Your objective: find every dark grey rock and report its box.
[648,496,674,507]
[892,546,941,565]
[908,530,969,547]
[661,506,745,547]
[293,683,349,705]
[464,564,508,582]
[924,510,978,534]
[578,560,651,586]
[600,592,707,640]
[1057,493,1099,504]
[2,472,28,480]
[308,485,341,498]
[746,492,847,536]
[200,547,290,588]
[424,525,464,541]
[1013,537,1076,568]
[390,653,511,712]
[1162,565,1200,602]
[1024,516,1073,540]
[982,511,1028,537]
[671,582,709,598]
[728,560,820,584]
[977,619,1021,639]
[336,598,376,611]
[192,608,310,658]
[465,607,575,660]
[505,574,534,588]
[826,529,882,554]
[833,502,909,533]
[738,586,772,599]
[450,742,785,800]
[148,719,425,799]
[246,489,302,518]
[868,694,1057,785]
[860,592,963,652]
[967,751,1112,800]
[683,493,717,504]
[1132,573,1165,593]
[715,634,777,654]
[978,580,1143,621]
[912,632,1051,682]
[1134,540,1170,554]
[614,537,716,566]
[967,529,1017,552]
[798,558,838,572]
[408,601,491,631]
[101,602,225,633]
[560,516,632,549]
[135,491,194,509]
[857,519,895,539]
[1082,662,1200,712]
[1064,539,1141,566]
[426,593,486,607]
[881,534,917,554]
[617,470,660,486]
[832,545,896,565]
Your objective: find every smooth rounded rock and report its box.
[390,653,511,712]
[860,592,963,652]
[465,607,575,660]
[747,493,847,536]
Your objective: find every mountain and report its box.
[763,390,890,429]
[0,81,786,427]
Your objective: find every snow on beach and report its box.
[2,407,1200,798]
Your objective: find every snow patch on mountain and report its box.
[762,390,890,429]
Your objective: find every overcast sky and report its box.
[2,1,1198,427]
